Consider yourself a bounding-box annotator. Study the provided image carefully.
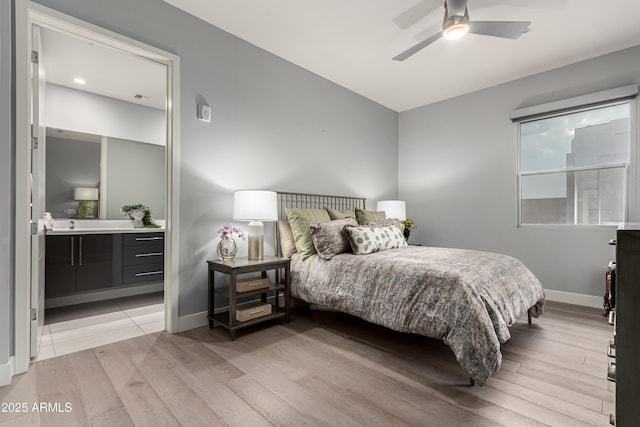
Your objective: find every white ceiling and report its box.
[40,27,167,110]
[163,0,640,112]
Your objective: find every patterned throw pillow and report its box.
[355,208,386,225]
[366,218,402,231]
[344,224,408,255]
[309,217,358,260]
[286,208,332,260]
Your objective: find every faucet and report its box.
[69,219,75,230]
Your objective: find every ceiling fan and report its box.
[393,0,531,61]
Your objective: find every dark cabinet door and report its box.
[75,234,116,292]
[45,236,76,297]
[616,229,640,425]
[46,233,123,297]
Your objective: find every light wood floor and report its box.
[0,301,614,426]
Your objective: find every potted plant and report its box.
[401,218,416,241]
[121,204,160,228]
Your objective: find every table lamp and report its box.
[233,190,278,260]
[376,200,406,221]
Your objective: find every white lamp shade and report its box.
[74,187,99,201]
[376,200,406,221]
[233,190,278,221]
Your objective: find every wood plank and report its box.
[125,337,228,425]
[66,349,129,422]
[225,374,310,426]
[209,341,362,426]
[0,367,41,426]
[155,333,271,426]
[35,356,88,427]
[92,336,182,426]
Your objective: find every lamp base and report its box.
[247,221,264,260]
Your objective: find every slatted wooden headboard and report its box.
[273,191,366,257]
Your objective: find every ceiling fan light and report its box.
[443,22,469,40]
[442,4,470,40]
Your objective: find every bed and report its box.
[274,191,546,385]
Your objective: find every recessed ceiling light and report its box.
[73,78,86,85]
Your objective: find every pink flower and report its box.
[217,223,246,240]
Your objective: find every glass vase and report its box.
[217,238,238,260]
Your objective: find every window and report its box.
[517,101,632,225]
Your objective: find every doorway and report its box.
[14,1,180,375]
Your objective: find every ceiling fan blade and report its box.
[393,0,442,29]
[468,21,531,39]
[392,32,442,61]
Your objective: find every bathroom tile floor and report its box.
[36,291,164,361]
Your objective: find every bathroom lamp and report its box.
[233,190,278,260]
[376,200,406,221]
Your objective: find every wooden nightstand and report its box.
[207,256,291,340]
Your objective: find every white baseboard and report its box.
[177,311,208,332]
[0,357,12,387]
[545,289,603,309]
[46,283,163,309]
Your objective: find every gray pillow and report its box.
[309,217,358,260]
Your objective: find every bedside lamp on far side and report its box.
[233,190,278,260]
[376,200,406,221]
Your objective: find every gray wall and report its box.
[46,136,101,218]
[399,46,640,298]
[105,137,165,221]
[26,0,398,318]
[0,0,13,367]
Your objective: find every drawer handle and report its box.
[134,270,163,277]
[608,311,615,326]
[135,237,164,241]
[607,361,616,382]
[249,309,264,315]
[135,252,163,257]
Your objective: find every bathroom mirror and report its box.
[45,127,165,221]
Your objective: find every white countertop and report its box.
[43,219,165,235]
[618,223,640,231]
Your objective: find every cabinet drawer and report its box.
[124,232,164,246]
[123,262,164,286]
[236,302,272,322]
[124,243,164,266]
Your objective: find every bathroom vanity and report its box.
[44,221,164,300]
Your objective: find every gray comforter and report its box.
[290,246,546,385]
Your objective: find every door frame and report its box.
[14,0,181,375]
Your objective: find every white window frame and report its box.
[512,86,638,227]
